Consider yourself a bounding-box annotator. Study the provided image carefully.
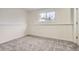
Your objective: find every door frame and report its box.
[73,8,78,44]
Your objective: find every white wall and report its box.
[0,8,75,44]
[0,9,27,44]
[27,8,74,42]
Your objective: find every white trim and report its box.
[73,8,77,43]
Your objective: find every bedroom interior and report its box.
[0,8,79,51]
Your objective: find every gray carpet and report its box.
[0,36,78,51]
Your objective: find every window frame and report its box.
[39,11,56,24]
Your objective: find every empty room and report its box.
[0,8,79,51]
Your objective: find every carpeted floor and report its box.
[0,35,78,51]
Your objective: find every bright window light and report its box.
[40,11,55,23]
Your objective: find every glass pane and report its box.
[40,13,46,19]
[51,12,55,20]
[47,12,55,20]
[39,11,55,23]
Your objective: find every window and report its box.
[39,11,55,23]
